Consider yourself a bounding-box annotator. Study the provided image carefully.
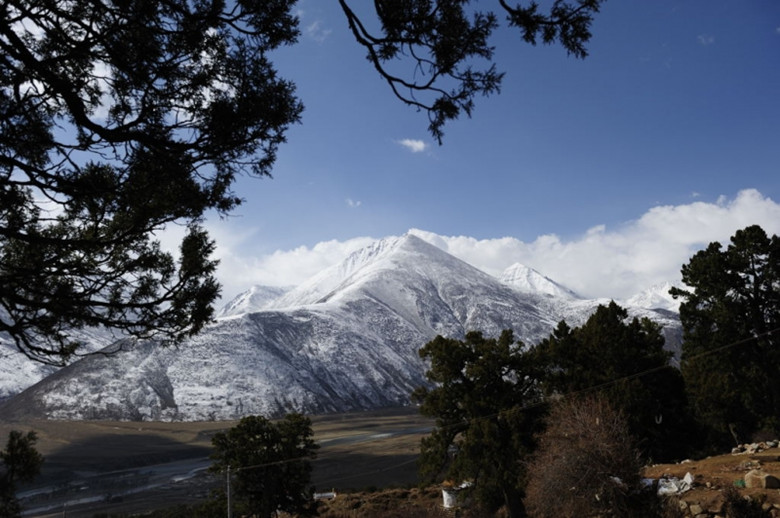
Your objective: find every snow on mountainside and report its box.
[0,342,56,402]
[217,285,291,318]
[0,233,683,421]
[624,282,682,312]
[499,263,581,299]
[270,236,404,309]
[0,322,127,402]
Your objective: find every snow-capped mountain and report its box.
[624,282,682,312]
[499,263,581,299]
[217,285,291,318]
[0,233,682,421]
[0,343,57,402]
[270,236,406,309]
[0,321,126,401]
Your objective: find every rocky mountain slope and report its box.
[0,233,682,421]
[216,285,291,318]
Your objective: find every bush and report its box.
[524,395,643,517]
[722,486,772,518]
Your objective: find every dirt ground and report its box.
[643,446,780,514]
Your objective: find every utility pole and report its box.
[227,464,232,518]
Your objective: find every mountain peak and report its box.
[269,233,442,308]
[218,285,291,318]
[624,282,681,312]
[499,263,580,299]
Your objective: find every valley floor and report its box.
[3,407,432,517]
[9,408,778,518]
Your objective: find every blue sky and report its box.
[195,1,780,303]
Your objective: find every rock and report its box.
[689,503,703,515]
[744,469,780,489]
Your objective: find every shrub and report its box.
[722,486,772,518]
[524,395,643,517]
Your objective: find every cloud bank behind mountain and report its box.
[205,189,779,302]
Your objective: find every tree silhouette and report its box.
[672,225,780,447]
[210,414,318,518]
[340,0,603,142]
[532,301,691,462]
[0,431,44,517]
[414,330,544,518]
[1,0,603,364]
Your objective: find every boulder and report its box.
[744,469,780,489]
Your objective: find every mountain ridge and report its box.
[0,233,682,420]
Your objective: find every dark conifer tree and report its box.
[210,413,318,518]
[0,431,43,518]
[672,225,780,447]
[533,301,691,461]
[414,330,543,518]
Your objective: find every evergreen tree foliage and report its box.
[671,225,780,447]
[210,413,318,518]
[0,431,43,518]
[0,0,303,363]
[532,301,690,461]
[413,330,543,518]
[340,0,604,142]
[1,0,603,364]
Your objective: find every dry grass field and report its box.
[1,407,433,517]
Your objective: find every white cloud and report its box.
[203,189,780,305]
[397,139,428,153]
[210,228,375,302]
[346,198,362,208]
[697,34,715,46]
[411,189,780,300]
[306,20,332,43]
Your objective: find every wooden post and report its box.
[227,464,232,518]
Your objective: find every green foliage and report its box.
[413,330,544,518]
[533,301,691,461]
[672,225,780,447]
[210,413,319,518]
[0,431,44,518]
